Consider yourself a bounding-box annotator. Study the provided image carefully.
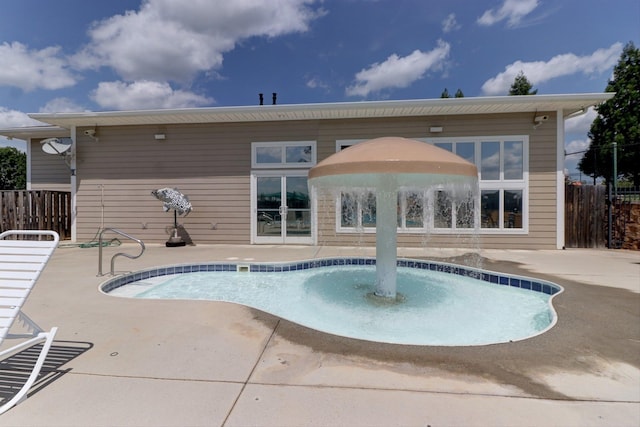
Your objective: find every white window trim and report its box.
[334,136,529,235]
[251,140,317,169]
[335,188,377,234]
[427,136,529,235]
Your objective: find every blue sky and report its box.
[0,0,638,179]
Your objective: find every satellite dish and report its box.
[41,137,72,155]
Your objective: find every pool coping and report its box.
[100,256,564,297]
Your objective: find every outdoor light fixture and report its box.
[83,127,99,142]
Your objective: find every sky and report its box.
[0,0,638,180]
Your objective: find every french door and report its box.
[252,172,312,244]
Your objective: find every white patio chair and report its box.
[0,230,59,414]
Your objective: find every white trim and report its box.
[26,138,32,190]
[556,109,565,249]
[251,141,316,169]
[334,136,529,235]
[70,126,77,242]
[426,136,529,234]
[251,170,313,245]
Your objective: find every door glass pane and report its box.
[481,190,500,228]
[481,142,500,180]
[257,177,281,210]
[504,190,523,228]
[286,177,309,209]
[286,210,311,236]
[504,141,523,180]
[286,176,310,236]
[257,177,281,237]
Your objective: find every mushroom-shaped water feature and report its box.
[308,137,478,299]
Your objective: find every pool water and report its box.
[105,262,561,346]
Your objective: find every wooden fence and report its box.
[0,191,71,239]
[565,184,607,248]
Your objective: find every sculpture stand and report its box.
[166,210,186,247]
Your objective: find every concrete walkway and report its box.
[1,244,639,426]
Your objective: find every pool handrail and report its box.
[98,228,145,276]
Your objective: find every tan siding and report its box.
[29,140,71,191]
[313,112,560,249]
[72,112,560,248]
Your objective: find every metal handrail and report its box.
[98,228,145,276]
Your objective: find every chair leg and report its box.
[0,327,58,415]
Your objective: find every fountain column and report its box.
[375,182,397,298]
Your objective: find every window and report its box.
[252,141,316,168]
[340,191,376,229]
[334,137,528,234]
[477,138,526,232]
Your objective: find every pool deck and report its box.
[1,244,639,426]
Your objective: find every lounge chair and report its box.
[0,230,59,414]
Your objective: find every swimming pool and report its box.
[101,257,563,346]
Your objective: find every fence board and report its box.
[565,184,606,248]
[0,191,71,239]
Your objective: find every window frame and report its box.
[426,136,529,234]
[251,141,317,169]
[334,136,529,235]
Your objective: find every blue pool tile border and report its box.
[101,257,563,297]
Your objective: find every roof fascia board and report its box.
[26,93,613,129]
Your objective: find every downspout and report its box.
[70,126,77,242]
[26,138,32,190]
[556,109,565,249]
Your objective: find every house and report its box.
[0,93,612,249]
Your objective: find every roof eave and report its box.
[25,93,614,129]
[0,126,70,140]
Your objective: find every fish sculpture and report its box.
[151,187,193,216]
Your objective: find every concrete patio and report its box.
[1,243,639,426]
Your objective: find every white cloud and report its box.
[91,80,214,110]
[442,13,460,33]
[478,0,539,28]
[0,107,43,128]
[0,107,45,151]
[306,77,329,90]
[564,137,591,178]
[346,40,451,97]
[565,138,590,156]
[481,43,622,95]
[39,98,86,113]
[72,0,324,82]
[0,42,77,91]
[565,107,597,134]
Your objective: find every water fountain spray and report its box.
[308,137,478,298]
